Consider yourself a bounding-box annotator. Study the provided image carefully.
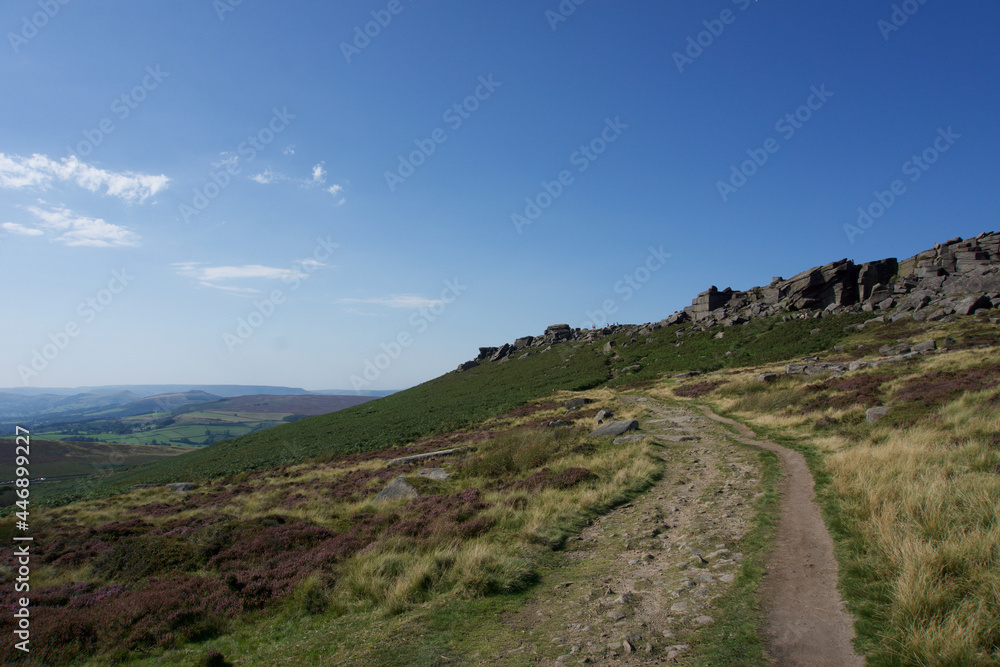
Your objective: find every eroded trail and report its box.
[695,405,863,667]
[489,399,766,665]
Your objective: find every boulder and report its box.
[565,397,592,410]
[866,406,892,423]
[756,373,780,383]
[416,468,450,481]
[911,340,937,353]
[373,477,419,503]
[613,434,650,445]
[457,360,479,372]
[387,448,462,466]
[955,294,991,316]
[595,409,614,423]
[590,420,640,437]
[490,344,513,362]
[543,324,574,344]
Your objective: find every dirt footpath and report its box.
[696,405,863,667]
[486,398,863,666]
[488,399,767,665]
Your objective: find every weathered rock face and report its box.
[459,232,999,371]
[544,324,574,344]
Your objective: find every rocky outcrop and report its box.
[459,232,999,370]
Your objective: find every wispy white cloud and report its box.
[250,167,280,185]
[16,205,141,247]
[282,145,296,156]
[248,161,345,203]
[336,294,444,309]
[311,163,327,184]
[2,222,44,237]
[174,259,328,293]
[0,153,168,204]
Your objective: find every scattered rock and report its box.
[590,420,640,437]
[565,398,592,410]
[416,468,450,481]
[694,615,714,625]
[166,482,196,493]
[372,476,419,503]
[756,373,780,383]
[595,409,614,423]
[387,448,463,466]
[606,610,626,621]
[866,406,893,423]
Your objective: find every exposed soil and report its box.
[483,400,766,665]
[696,405,863,667]
[481,398,862,666]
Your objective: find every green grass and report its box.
[604,312,872,388]
[48,343,611,504]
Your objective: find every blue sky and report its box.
[2,1,998,391]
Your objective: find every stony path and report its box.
[695,406,863,667]
[487,399,766,665]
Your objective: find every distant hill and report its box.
[0,385,397,399]
[29,393,382,450]
[173,394,377,417]
[0,438,194,506]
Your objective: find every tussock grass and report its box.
[671,341,1000,665]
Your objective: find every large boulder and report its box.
[589,420,640,437]
[954,294,991,316]
[373,477,419,503]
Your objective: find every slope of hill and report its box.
[5,231,998,666]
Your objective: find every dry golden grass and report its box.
[664,344,1000,664]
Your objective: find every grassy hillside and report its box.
[55,312,886,504]
[657,312,1000,665]
[8,306,999,665]
[1,397,661,666]
[57,343,610,501]
[45,311,896,506]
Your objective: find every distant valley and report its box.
[0,385,390,448]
